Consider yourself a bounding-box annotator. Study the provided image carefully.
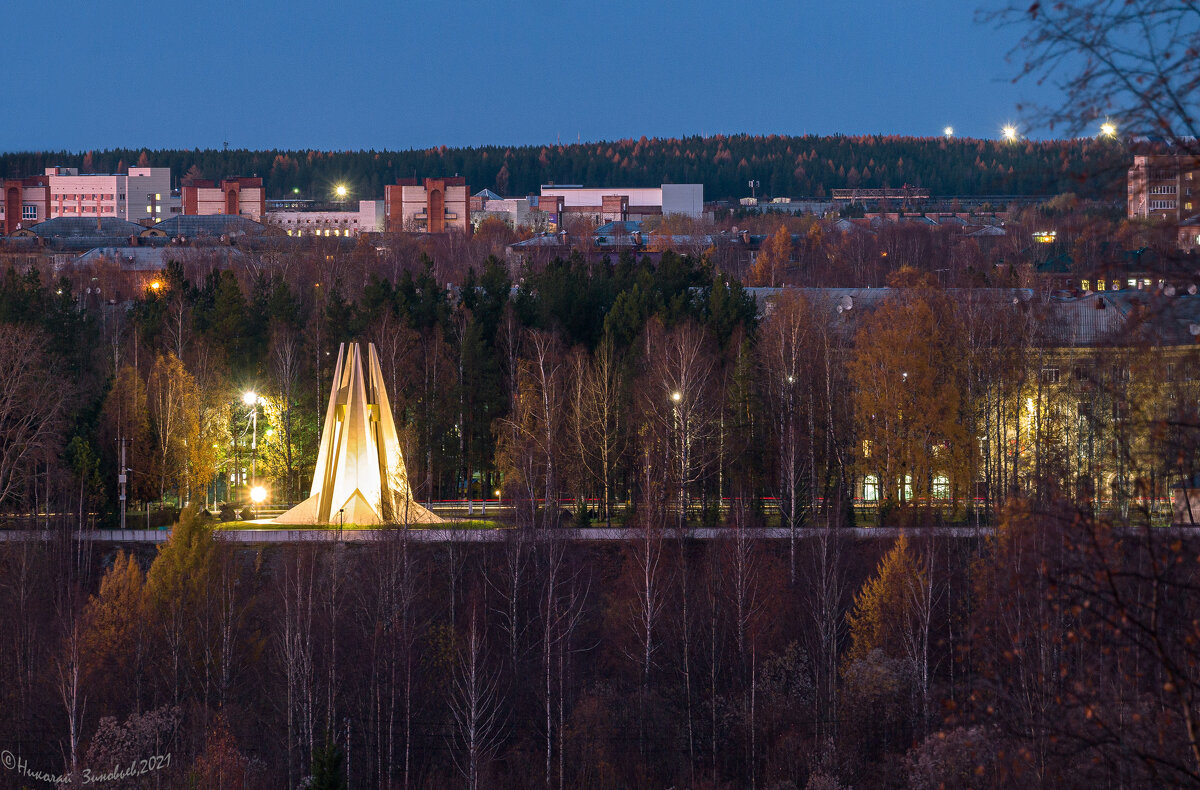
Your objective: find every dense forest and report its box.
[0,134,1129,201]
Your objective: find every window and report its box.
[863,475,879,502]
[21,205,36,221]
[1150,199,1177,210]
[932,475,950,500]
[1040,367,1060,384]
[1081,279,1090,291]
[901,475,913,501]
[1097,280,1106,291]
[1074,365,1090,382]
[862,440,872,459]
[1150,184,1176,194]
[1168,363,1176,382]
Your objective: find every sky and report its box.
[2,0,1052,152]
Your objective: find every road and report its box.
[0,525,992,543]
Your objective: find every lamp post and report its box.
[671,390,684,528]
[242,390,262,507]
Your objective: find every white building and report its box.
[44,166,179,224]
[539,183,704,222]
[265,200,384,237]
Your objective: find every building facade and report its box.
[384,177,470,233]
[265,200,384,237]
[1,167,180,233]
[1127,154,1200,223]
[538,183,704,223]
[182,177,266,221]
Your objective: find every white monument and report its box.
[275,341,441,525]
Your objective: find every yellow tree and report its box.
[849,271,970,517]
[82,550,148,711]
[147,353,200,503]
[747,224,792,287]
[845,533,937,727]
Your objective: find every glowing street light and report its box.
[150,280,162,291]
[250,485,267,504]
[943,126,954,138]
[671,391,682,403]
[1002,125,1018,141]
[1100,121,1118,138]
[242,390,258,406]
[334,184,348,199]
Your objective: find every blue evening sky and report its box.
[4,0,1050,151]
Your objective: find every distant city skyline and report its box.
[5,0,1062,152]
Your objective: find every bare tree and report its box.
[269,322,304,503]
[567,336,627,527]
[449,601,506,790]
[986,0,1200,139]
[0,327,68,512]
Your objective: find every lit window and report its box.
[1081,279,1090,291]
[1097,280,1106,291]
[862,440,872,459]
[932,475,950,500]
[863,475,879,502]
[902,475,913,500]
[1128,279,1137,288]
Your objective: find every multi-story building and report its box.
[265,200,384,237]
[0,175,49,234]
[384,177,470,233]
[1,167,179,232]
[181,177,266,221]
[1127,154,1200,223]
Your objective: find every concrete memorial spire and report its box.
[275,341,440,525]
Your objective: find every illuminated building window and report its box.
[862,440,872,459]
[1081,279,1090,291]
[863,475,879,502]
[932,475,950,500]
[1097,280,1106,291]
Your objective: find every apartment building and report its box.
[1127,154,1200,223]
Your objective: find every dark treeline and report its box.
[0,134,1128,201]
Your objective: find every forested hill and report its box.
[0,135,1128,201]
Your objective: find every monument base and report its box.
[274,488,442,526]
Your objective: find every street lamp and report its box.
[943,126,954,138]
[242,390,263,506]
[250,485,267,520]
[1100,121,1118,138]
[1002,125,1018,142]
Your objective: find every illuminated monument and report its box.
[275,342,441,525]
